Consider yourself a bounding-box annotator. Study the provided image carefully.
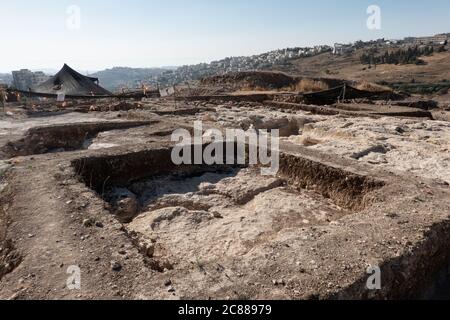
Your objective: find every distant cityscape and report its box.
[10,69,50,91]
[2,33,449,92]
[150,33,449,87]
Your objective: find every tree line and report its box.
[360,46,445,66]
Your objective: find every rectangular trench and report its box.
[72,144,384,212]
[71,144,385,275]
[10,138,450,299]
[1,120,156,159]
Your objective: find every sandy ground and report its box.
[0,112,120,135]
[126,167,349,265]
[165,100,450,185]
[0,97,450,300]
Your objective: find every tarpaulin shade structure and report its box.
[30,64,112,97]
[302,84,403,105]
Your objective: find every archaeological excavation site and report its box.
[1,66,449,301]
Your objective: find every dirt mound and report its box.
[201,71,346,93]
[86,101,144,112]
[201,71,297,90]
[1,94,450,299]
[354,81,393,93]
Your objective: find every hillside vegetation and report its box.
[280,47,450,85]
[91,67,169,91]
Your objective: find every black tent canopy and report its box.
[30,64,112,97]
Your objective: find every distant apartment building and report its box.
[385,39,400,46]
[406,35,448,45]
[12,69,50,91]
[333,43,354,55]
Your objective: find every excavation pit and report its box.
[120,167,354,267]
[1,120,157,158]
[73,144,385,277]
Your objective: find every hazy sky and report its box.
[1,0,450,72]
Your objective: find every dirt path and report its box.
[1,100,450,300]
[0,158,152,299]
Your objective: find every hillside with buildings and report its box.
[152,45,333,87]
[10,70,50,91]
[90,67,170,91]
[287,46,450,86]
[5,33,450,92]
[150,33,449,86]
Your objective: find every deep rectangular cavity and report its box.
[72,144,384,211]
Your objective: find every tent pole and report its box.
[173,85,178,109]
[0,90,5,114]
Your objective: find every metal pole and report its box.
[186,81,192,96]
[173,85,178,108]
[1,90,5,114]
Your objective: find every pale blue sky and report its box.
[1,0,450,72]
